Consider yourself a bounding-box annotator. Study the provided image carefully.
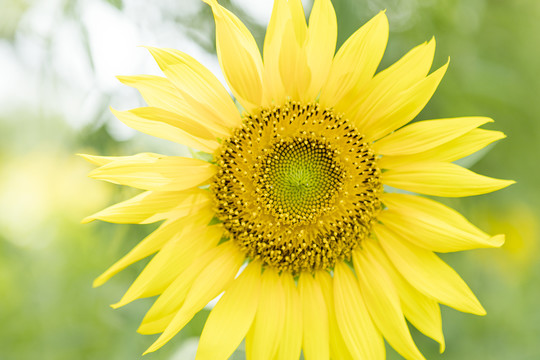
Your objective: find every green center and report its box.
[258,138,344,224]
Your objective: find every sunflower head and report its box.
[82,0,514,359]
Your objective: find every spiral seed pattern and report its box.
[257,138,344,225]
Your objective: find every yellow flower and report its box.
[82,0,514,359]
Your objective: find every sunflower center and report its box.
[212,102,382,274]
[257,138,343,224]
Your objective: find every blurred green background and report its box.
[0,0,537,359]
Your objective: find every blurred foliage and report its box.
[0,0,538,359]
[0,0,30,40]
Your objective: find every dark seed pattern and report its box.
[211,101,382,274]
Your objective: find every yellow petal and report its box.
[89,153,216,191]
[83,190,167,224]
[262,0,288,105]
[144,46,241,129]
[374,224,486,315]
[287,0,308,40]
[117,75,231,138]
[111,212,218,308]
[245,267,285,360]
[374,117,493,156]
[278,19,311,102]
[138,238,226,332]
[333,262,385,360]
[353,245,426,360]
[263,0,311,103]
[315,271,354,360]
[137,313,175,336]
[274,273,302,360]
[111,107,218,153]
[117,75,184,112]
[320,11,388,108]
[304,0,337,100]
[263,0,316,102]
[78,152,161,167]
[365,239,445,353]
[346,37,435,129]
[82,188,210,224]
[299,272,329,360]
[203,0,264,112]
[196,262,262,360]
[137,254,219,335]
[379,128,506,168]
[282,0,310,99]
[382,161,515,197]
[361,61,449,141]
[144,241,245,354]
[380,193,504,252]
[93,207,214,287]
[93,219,177,287]
[402,290,445,353]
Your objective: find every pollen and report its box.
[211,102,382,273]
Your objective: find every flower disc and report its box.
[212,102,383,273]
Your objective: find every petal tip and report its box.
[78,153,99,165]
[110,301,124,309]
[500,179,517,189]
[109,106,119,114]
[470,300,487,316]
[491,234,506,247]
[78,153,114,167]
[141,45,157,57]
[142,348,155,356]
[143,338,167,355]
[92,277,105,288]
[477,308,487,316]
[116,75,132,85]
[81,216,94,224]
[110,294,133,309]
[141,44,155,51]
[376,9,389,24]
[439,342,446,354]
[87,170,102,179]
[137,322,152,335]
[201,0,218,8]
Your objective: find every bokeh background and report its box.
[0,0,538,359]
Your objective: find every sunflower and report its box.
[82,0,514,359]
